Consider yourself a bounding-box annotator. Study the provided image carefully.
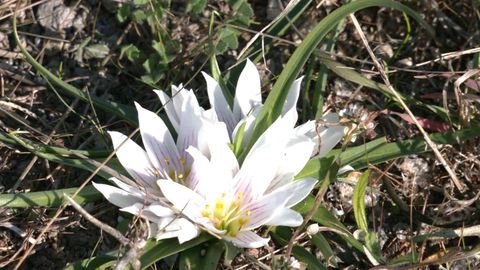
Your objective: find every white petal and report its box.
[263,208,303,227]
[208,133,239,179]
[270,178,317,208]
[176,94,204,158]
[174,218,200,243]
[233,59,262,121]
[146,204,176,218]
[224,231,270,248]
[317,125,344,157]
[267,134,315,192]
[235,113,297,199]
[185,146,216,195]
[171,84,188,118]
[109,177,151,198]
[92,182,143,208]
[135,102,182,173]
[154,217,200,243]
[282,77,303,115]
[202,72,236,133]
[108,131,157,189]
[120,203,146,216]
[242,192,288,230]
[195,117,231,159]
[295,113,344,157]
[338,165,354,175]
[154,90,180,131]
[157,180,205,218]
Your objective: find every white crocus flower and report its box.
[157,111,318,248]
[93,94,224,243]
[156,59,344,158]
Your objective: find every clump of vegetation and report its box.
[0,0,479,269]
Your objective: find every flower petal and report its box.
[135,102,181,174]
[151,217,200,243]
[270,178,317,208]
[109,177,152,198]
[282,76,303,116]
[263,208,303,227]
[242,191,288,230]
[267,134,315,192]
[154,90,180,131]
[295,113,344,157]
[223,231,270,248]
[235,112,297,200]
[176,94,204,158]
[108,131,157,189]
[202,72,236,133]
[93,182,143,208]
[185,146,216,195]
[157,180,205,219]
[233,59,262,121]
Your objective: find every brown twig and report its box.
[349,14,466,193]
[64,194,129,246]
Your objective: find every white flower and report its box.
[156,59,344,158]
[157,111,318,248]
[93,94,224,243]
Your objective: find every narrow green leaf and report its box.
[292,246,328,270]
[203,240,226,270]
[294,195,363,252]
[140,234,212,269]
[298,126,480,179]
[179,244,204,270]
[0,186,102,208]
[311,233,337,268]
[352,171,370,231]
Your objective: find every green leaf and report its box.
[141,56,166,84]
[295,195,364,252]
[0,185,102,208]
[353,170,369,231]
[179,244,204,270]
[186,0,207,13]
[133,10,147,23]
[116,5,131,23]
[352,171,386,264]
[216,28,239,54]
[140,234,212,269]
[298,125,480,179]
[133,0,148,5]
[311,233,337,268]
[178,240,225,270]
[209,55,234,106]
[66,234,211,270]
[292,246,328,270]
[84,44,110,59]
[203,240,226,270]
[120,44,142,62]
[249,0,434,155]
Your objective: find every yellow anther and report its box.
[246,210,252,216]
[215,201,224,210]
[179,158,186,165]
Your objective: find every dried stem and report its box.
[349,14,465,193]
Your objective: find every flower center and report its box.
[201,192,251,237]
[162,157,190,183]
